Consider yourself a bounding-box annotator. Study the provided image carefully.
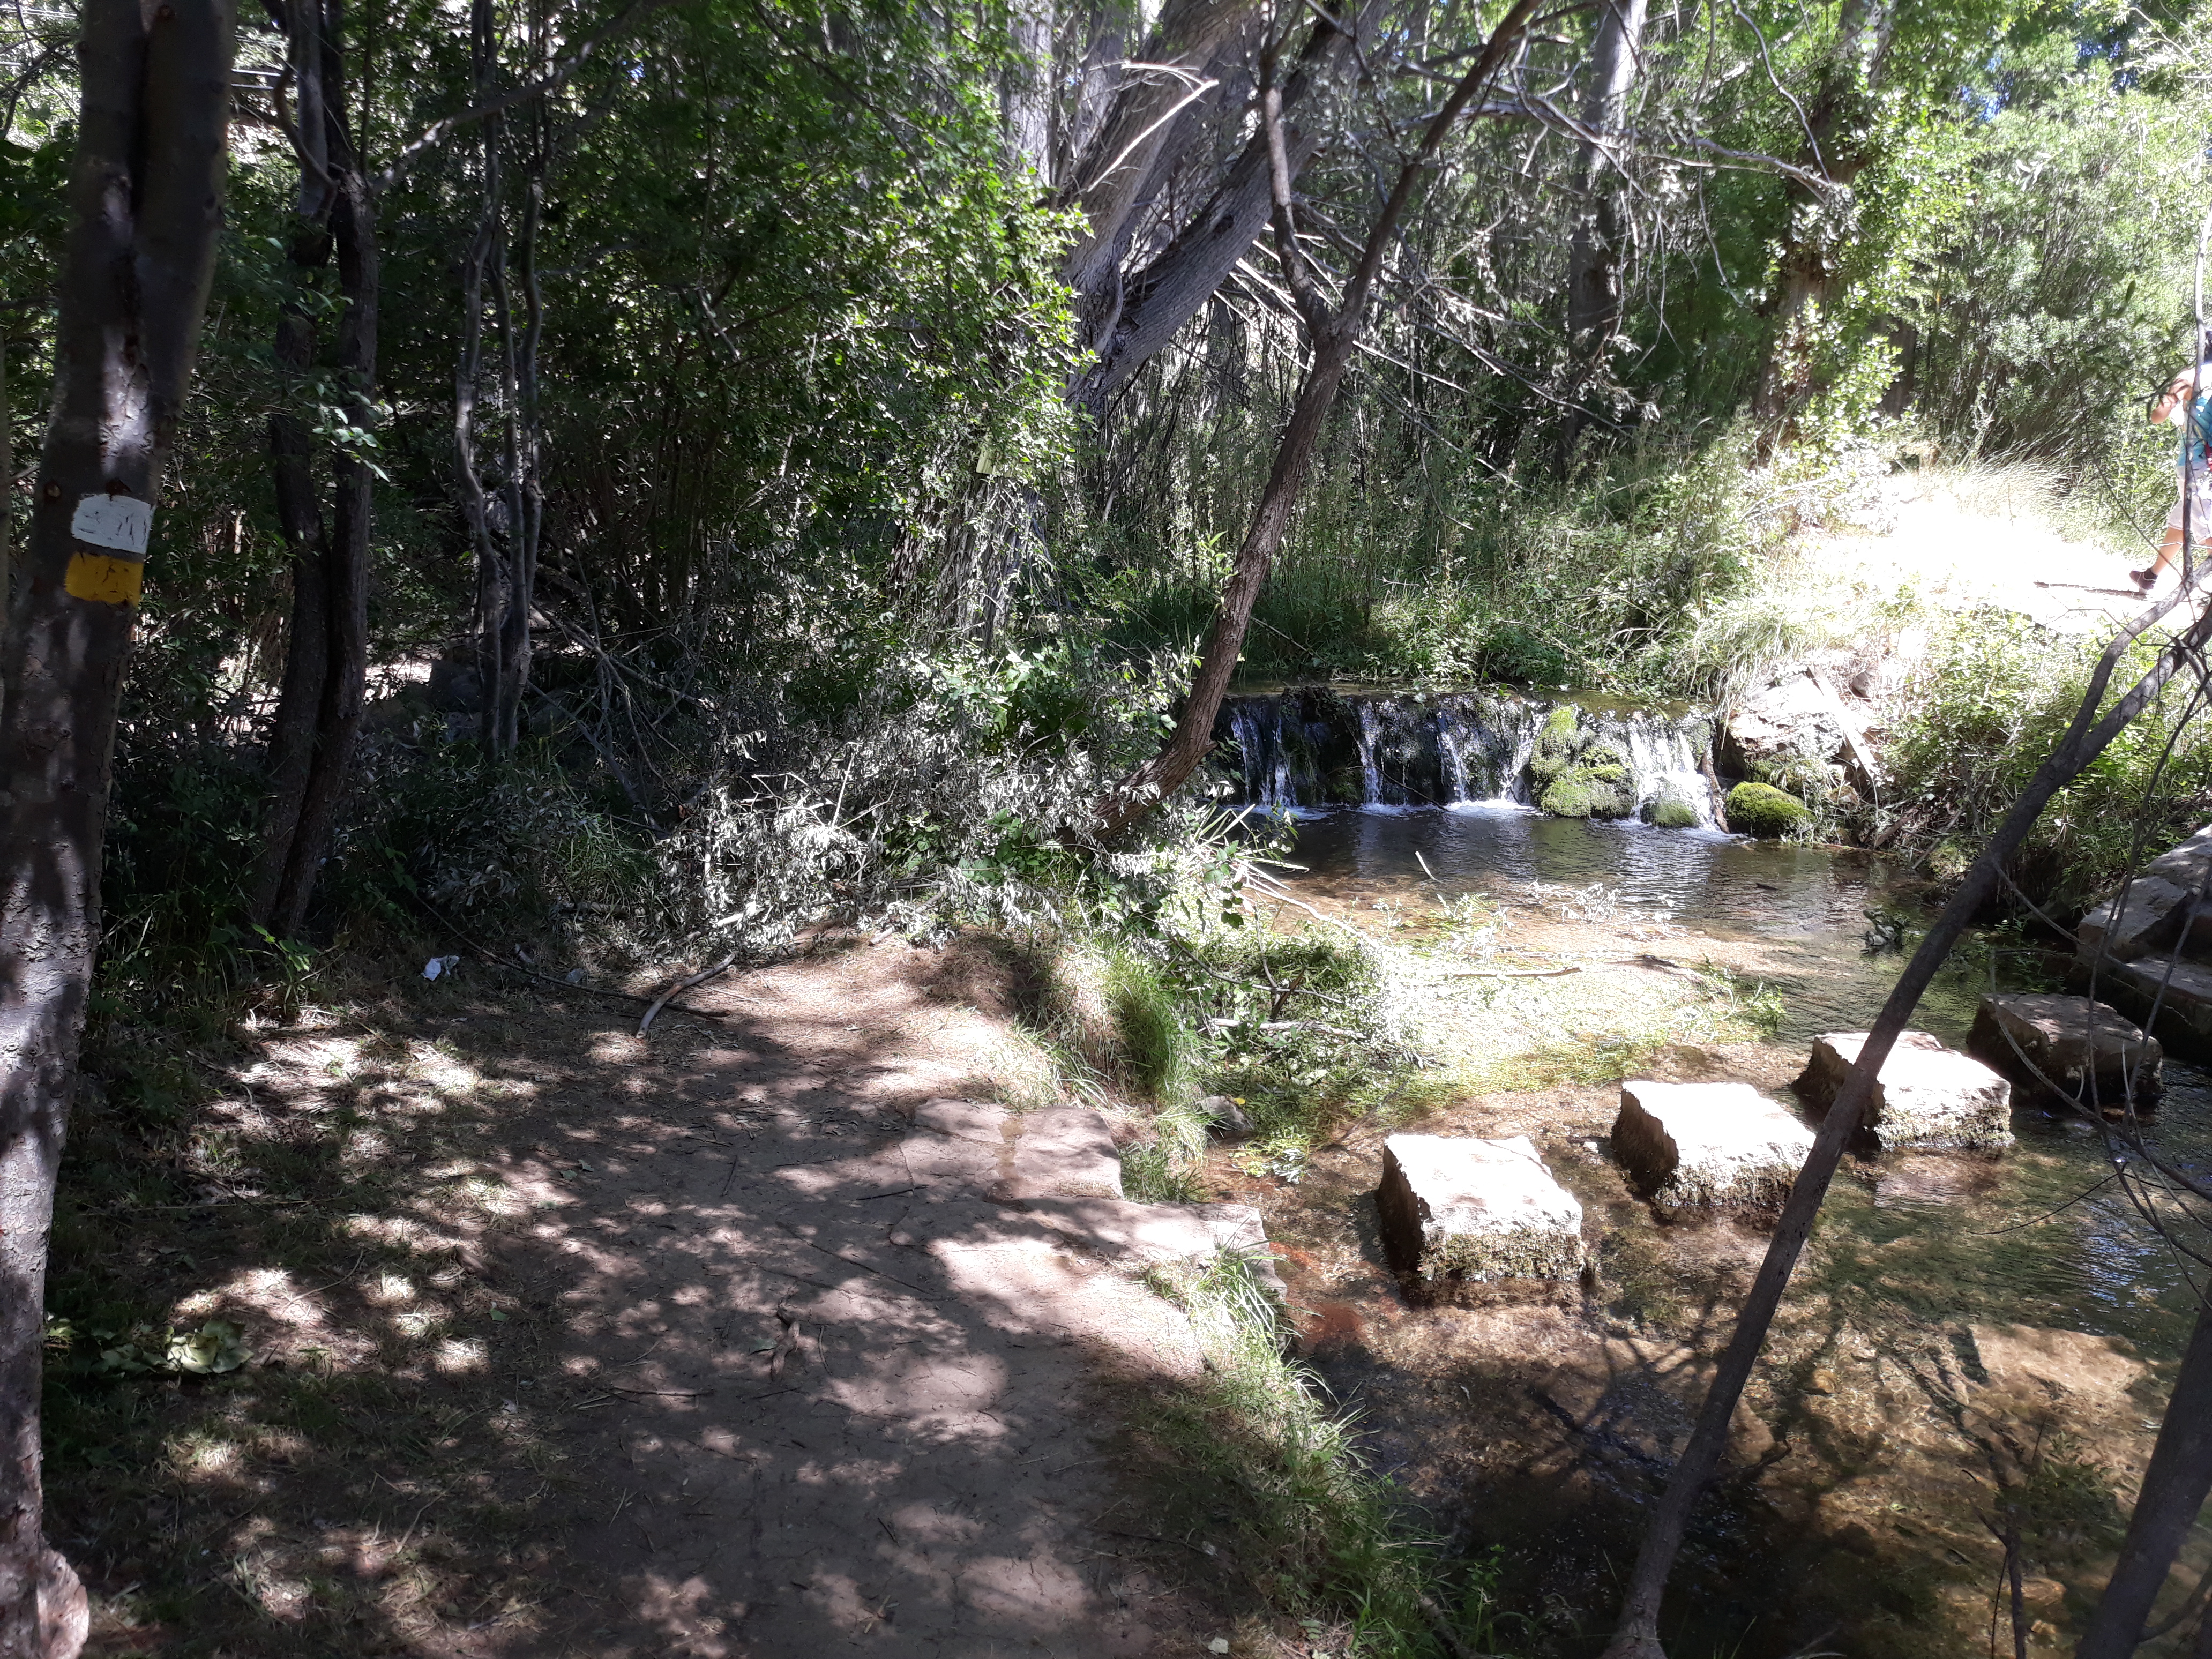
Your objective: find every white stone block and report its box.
[1612,1081,1813,1213]
[1376,1134,1585,1283]
[1795,1032,2012,1149]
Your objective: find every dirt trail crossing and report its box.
[473,936,1264,1656]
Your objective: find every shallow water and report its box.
[1279,805,2212,1358]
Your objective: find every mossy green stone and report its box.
[1726,781,1809,838]
[1541,774,1594,817]
[1585,779,1631,818]
[1648,792,1702,829]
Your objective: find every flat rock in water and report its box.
[1794,1032,2013,1149]
[2110,958,2212,1052]
[1376,1134,1585,1284]
[1612,1081,1813,1213]
[1967,993,2161,1109]
[2077,876,2193,966]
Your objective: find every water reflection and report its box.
[1279,806,2212,1359]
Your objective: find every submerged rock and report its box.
[1376,1133,1586,1284]
[1967,993,2161,1111]
[1793,1031,2013,1148]
[1724,780,1809,838]
[1645,788,1704,829]
[1612,1080,1814,1214]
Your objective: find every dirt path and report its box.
[64,937,1257,1657]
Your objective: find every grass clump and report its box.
[1136,1252,1483,1655]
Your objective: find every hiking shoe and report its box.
[2133,568,2159,592]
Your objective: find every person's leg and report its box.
[2139,494,2191,589]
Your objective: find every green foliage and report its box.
[1884,606,2212,906]
[1725,781,1811,839]
[1137,1252,1456,1655]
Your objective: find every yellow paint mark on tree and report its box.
[64,551,144,605]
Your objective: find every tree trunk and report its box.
[1069,1,1371,413]
[1003,0,1053,180]
[2074,1301,2212,1659]
[1596,581,2212,1659]
[267,168,376,936]
[1094,0,1543,838]
[249,229,334,925]
[0,0,233,1651]
[1751,0,1888,424]
[1561,0,1649,449]
[252,0,380,937]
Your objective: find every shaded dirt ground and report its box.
[54,936,1246,1657]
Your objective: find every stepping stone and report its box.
[1376,1134,1585,1284]
[1967,993,2162,1110]
[900,1099,1126,1199]
[2078,876,2194,966]
[2109,959,2212,1054]
[1793,1032,2013,1149]
[1611,1081,1813,1214]
[997,1105,1125,1200]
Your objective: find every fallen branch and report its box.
[638,950,741,1037]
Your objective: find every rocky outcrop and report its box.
[1376,1134,1587,1284]
[2073,821,2212,1057]
[1793,1032,2014,1149]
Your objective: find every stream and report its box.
[1256,799,2212,1655]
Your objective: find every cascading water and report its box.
[1217,686,1720,826]
[1620,718,1721,828]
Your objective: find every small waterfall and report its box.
[1434,693,1543,806]
[1356,702,1386,806]
[1213,687,1716,826]
[1620,717,1720,828]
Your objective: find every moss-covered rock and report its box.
[1585,779,1632,818]
[1541,774,1595,817]
[1726,781,1809,838]
[1646,789,1703,829]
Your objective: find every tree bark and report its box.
[1002,0,1053,180]
[1561,0,1649,447]
[0,0,233,1650]
[1069,1,1370,413]
[1058,0,1253,307]
[2074,1301,2212,1659]
[1094,0,1544,839]
[249,228,333,925]
[1751,0,1888,423]
[1595,579,2212,1659]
